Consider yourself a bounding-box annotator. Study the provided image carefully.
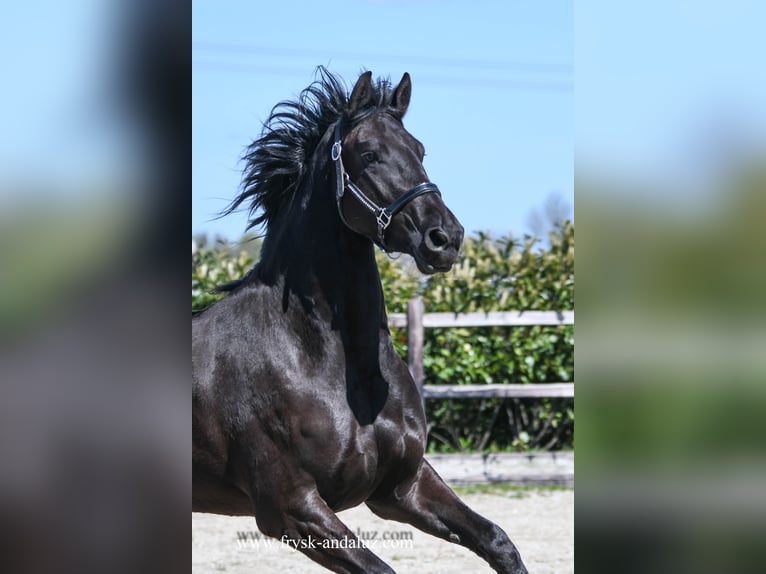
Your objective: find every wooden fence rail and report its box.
[388,297,574,401]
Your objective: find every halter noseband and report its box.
[332,118,441,251]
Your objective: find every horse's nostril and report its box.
[426,227,450,251]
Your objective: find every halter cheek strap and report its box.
[332,119,441,251]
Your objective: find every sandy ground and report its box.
[192,487,573,573]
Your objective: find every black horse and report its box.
[192,68,528,574]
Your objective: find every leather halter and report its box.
[332,119,441,251]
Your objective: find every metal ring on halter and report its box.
[331,141,342,162]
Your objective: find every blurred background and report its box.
[576,2,766,573]
[2,0,765,573]
[1,1,188,573]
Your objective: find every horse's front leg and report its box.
[367,459,528,574]
[251,466,394,574]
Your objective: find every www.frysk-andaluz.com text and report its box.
[236,528,414,550]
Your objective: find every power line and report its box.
[192,60,572,93]
[192,40,572,76]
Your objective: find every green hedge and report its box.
[192,222,574,453]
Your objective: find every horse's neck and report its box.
[328,230,386,320]
[309,225,385,322]
[260,195,387,327]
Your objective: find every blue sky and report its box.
[192,1,573,241]
[576,1,766,200]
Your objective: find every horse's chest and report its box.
[295,396,423,509]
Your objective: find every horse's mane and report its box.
[221,66,398,235]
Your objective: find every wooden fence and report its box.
[388,297,574,402]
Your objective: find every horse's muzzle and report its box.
[414,220,464,274]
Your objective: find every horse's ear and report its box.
[391,72,412,119]
[348,71,374,116]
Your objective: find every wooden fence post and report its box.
[407,297,425,404]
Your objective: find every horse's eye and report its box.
[361,151,378,164]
